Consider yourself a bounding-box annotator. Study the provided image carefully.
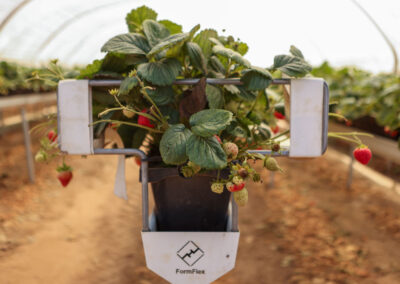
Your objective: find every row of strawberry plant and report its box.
[312,62,400,147]
[0,60,78,95]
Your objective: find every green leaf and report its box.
[186,42,207,74]
[226,121,247,138]
[212,45,251,68]
[189,109,233,137]
[147,33,190,58]
[193,29,218,58]
[126,6,157,32]
[101,53,129,73]
[160,105,180,124]
[146,85,175,106]
[209,37,223,46]
[206,84,224,109]
[101,33,150,55]
[224,84,240,95]
[158,20,182,34]
[209,56,226,74]
[241,67,272,91]
[189,24,201,39]
[131,128,148,149]
[142,19,170,47]
[236,85,258,100]
[273,55,312,77]
[290,45,304,59]
[137,58,181,86]
[247,111,261,124]
[237,42,249,56]
[186,135,227,169]
[78,59,102,79]
[160,124,191,165]
[119,76,139,96]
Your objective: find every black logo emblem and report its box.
[177,241,204,266]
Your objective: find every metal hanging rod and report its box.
[89,78,290,87]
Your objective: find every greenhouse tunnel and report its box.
[1,1,400,284]
[0,0,399,72]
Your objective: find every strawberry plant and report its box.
[35,6,371,200]
[79,5,317,204]
[312,62,400,148]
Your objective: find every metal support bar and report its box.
[0,110,3,137]
[21,108,35,183]
[346,147,354,190]
[248,149,289,156]
[89,78,291,87]
[322,82,329,154]
[269,171,275,188]
[231,195,239,232]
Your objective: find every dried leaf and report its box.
[179,77,207,119]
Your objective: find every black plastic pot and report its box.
[143,167,231,232]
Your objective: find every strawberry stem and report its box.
[91,119,163,133]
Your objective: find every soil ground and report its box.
[1,129,400,284]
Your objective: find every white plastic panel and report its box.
[289,78,324,157]
[142,232,240,284]
[57,79,93,154]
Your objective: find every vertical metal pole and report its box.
[269,171,275,188]
[231,195,239,232]
[141,160,150,232]
[346,147,354,190]
[0,110,3,137]
[21,108,35,183]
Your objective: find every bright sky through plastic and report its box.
[0,0,399,73]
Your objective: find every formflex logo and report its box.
[177,241,204,266]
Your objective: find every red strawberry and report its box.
[138,109,155,128]
[345,120,353,127]
[134,156,141,166]
[226,181,245,192]
[353,146,372,165]
[274,111,285,120]
[214,135,222,144]
[271,125,279,134]
[234,183,245,191]
[47,130,57,142]
[56,163,73,187]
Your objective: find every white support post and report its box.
[57,80,93,155]
[289,78,325,157]
[21,107,35,183]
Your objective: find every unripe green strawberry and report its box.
[264,157,282,172]
[188,161,201,173]
[232,175,243,185]
[238,168,248,179]
[35,150,47,163]
[223,142,238,161]
[211,182,224,194]
[123,109,135,118]
[234,188,248,206]
[252,173,261,182]
[181,161,201,178]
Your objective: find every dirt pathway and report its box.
[1,131,400,284]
